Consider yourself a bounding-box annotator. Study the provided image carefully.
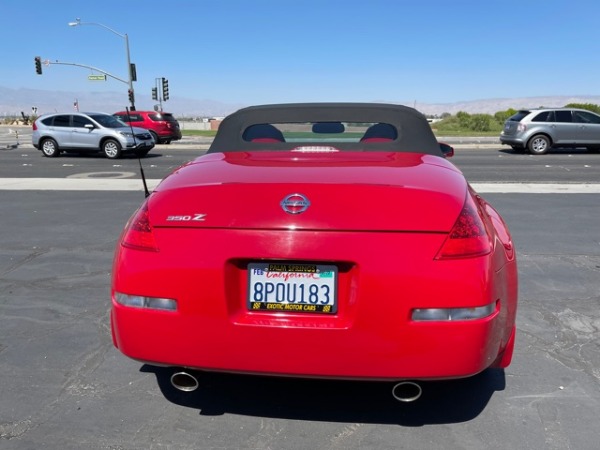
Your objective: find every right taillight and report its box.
[435,192,492,259]
[32,121,37,131]
[121,202,159,252]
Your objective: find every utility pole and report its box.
[68,18,136,110]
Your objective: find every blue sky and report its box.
[2,0,599,106]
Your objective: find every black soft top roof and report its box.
[207,103,442,156]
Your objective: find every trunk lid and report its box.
[149,151,467,232]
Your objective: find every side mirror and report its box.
[85,124,95,130]
[439,142,454,158]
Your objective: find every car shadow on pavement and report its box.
[141,364,505,425]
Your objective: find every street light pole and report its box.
[68,18,135,110]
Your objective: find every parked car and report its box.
[113,110,182,144]
[500,107,600,154]
[111,103,518,402]
[32,112,155,159]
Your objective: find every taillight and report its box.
[32,122,37,131]
[435,192,492,259]
[121,202,159,251]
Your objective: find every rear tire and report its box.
[149,131,159,144]
[41,138,60,157]
[528,135,550,155]
[103,139,122,159]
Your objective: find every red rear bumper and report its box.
[111,228,517,380]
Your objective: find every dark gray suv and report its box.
[500,108,600,155]
[32,112,155,159]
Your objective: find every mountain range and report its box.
[2,86,600,118]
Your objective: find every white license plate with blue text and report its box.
[247,262,337,314]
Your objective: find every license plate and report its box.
[247,262,337,314]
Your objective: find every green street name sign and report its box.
[88,75,106,81]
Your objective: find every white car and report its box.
[32,112,155,159]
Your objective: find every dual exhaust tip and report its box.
[391,381,422,402]
[170,370,422,403]
[170,371,200,392]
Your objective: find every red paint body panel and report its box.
[111,156,518,380]
[112,230,514,379]
[150,152,466,232]
[111,106,518,382]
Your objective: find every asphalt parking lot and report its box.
[1,146,599,449]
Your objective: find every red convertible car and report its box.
[111,103,518,402]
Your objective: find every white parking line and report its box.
[0,178,162,191]
[0,178,598,193]
[471,183,600,193]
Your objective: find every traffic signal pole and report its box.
[34,59,129,84]
[68,19,136,110]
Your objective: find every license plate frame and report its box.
[247,262,338,314]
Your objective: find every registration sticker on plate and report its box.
[247,262,337,314]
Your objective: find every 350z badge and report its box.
[166,214,206,222]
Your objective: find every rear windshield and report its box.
[508,111,531,122]
[241,122,398,144]
[149,113,178,123]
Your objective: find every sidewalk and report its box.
[436,136,501,148]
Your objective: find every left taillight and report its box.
[32,121,37,131]
[121,202,159,251]
[435,191,492,259]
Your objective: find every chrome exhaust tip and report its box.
[170,371,199,392]
[391,381,422,402]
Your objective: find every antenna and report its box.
[125,107,151,198]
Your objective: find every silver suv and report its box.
[32,112,155,159]
[500,108,600,155]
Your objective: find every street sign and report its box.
[88,74,106,81]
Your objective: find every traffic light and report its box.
[162,78,169,101]
[128,89,135,104]
[151,87,158,101]
[35,56,42,75]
